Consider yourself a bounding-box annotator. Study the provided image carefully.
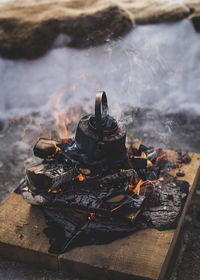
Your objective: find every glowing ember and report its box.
[134,179,144,195]
[48,188,62,193]
[156,151,167,165]
[132,179,144,196]
[52,140,61,153]
[141,151,146,158]
[72,173,86,182]
[88,212,95,220]
[128,175,134,190]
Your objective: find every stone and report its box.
[1,0,200,60]
[176,170,185,177]
[0,2,133,60]
[189,13,200,32]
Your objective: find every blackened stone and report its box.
[178,152,191,164]
[176,170,185,177]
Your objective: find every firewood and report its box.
[26,163,74,190]
[94,169,137,186]
[127,208,143,224]
[78,168,91,175]
[106,194,125,203]
[33,138,60,159]
[129,156,147,169]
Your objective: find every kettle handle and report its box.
[95,91,108,136]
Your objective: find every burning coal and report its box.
[18,92,190,254]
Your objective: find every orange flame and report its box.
[156,152,167,165]
[52,140,61,153]
[147,160,153,166]
[48,188,62,193]
[141,151,152,166]
[129,179,144,196]
[72,174,86,182]
[53,92,70,143]
[111,179,145,213]
[128,175,134,190]
[47,140,61,159]
[133,179,144,195]
[141,151,146,158]
[77,174,86,181]
[88,212,95,221]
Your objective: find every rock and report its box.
[127,0,190,24]
[183,0,200,14]
[176,170,185,177]
[0,0,199,60]
[189,13,200,32]
[0,2,133,60]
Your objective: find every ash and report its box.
[18,137,189,254]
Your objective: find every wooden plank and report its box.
[0,152,199,280]
[0,193,58,271]
[58,152,200,280]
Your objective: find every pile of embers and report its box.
[20,92,190,254]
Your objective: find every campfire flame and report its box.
[47,140,61,159]
[48,188,62,194]
[141,151,146,158]
[52,140,61,153]
[141,151,152,166]
[111,179,145,213]
[48,74,87,143]
[88,212,95,221]
[72,173,86,182]
[155,151,167,165]
[129,179,144,196]
[133,179,144,196]
[51,92,71,143]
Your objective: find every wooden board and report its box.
[0,152,199,280]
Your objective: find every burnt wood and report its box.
[26,163,74,190]
[33,138,60,159]
[0,151,199,280]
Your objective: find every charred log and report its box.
[93,169,137,186]
[142,179,189,230]
[129,156,147,170]
[43,208,145,254]
[33,138,61,159]
[26,163,74,190]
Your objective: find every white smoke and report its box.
[0,19,199,120]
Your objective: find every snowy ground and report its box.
[0,19,200,280]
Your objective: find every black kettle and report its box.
[74,91,127,162]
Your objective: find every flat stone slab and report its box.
[0,152,199,280]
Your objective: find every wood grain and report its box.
[0,152,199,280]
